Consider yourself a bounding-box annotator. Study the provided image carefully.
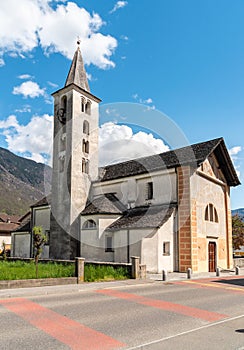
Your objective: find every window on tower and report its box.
[82,158,89,174]
[82,140,89,154]
[83,120,89,135]
[85,100,91,115]
[81,98,86,112]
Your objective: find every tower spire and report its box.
[65,41,90,92]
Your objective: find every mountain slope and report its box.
[0,147,52,215]
[232,208,244,220]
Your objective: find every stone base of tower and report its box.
[49,213,80,260]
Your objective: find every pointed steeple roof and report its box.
[65,44,90,92]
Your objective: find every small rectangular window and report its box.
[105,236,113,252]
[147,182,153,200]
[163,242,170,256]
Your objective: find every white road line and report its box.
[126,314,244,350]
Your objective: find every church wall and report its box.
[141,210,175,273]
[93,169,177,208]
[190,163,232,271]
[80,215,120,262]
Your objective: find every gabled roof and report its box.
[0,222,20,233]
[31,194,51,208]
[106,204,176,231]
[0,213,20,224]
[99,138,240,187]
[81,193,126,215]
[65,46,90,92]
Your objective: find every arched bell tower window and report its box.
[83,219,96,229]
[83,120,89,135]
[205,204,218,223]
[85,100,91,115]
[81,97,86,113]
[82,140,89,154]
[82,158,89,174]
[57,95,67,124]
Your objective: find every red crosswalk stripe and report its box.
[0,298,125,350]
[96,289,228,322]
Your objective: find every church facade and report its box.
[12,45,240,273]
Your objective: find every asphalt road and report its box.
[0,276,243,350]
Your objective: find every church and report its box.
[12,44,240,273]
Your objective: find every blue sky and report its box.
[0,0,243,209]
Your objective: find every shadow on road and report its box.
[214,278,244,287]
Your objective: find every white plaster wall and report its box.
[0,234,11,247]
[93,170,177,207]
[141,211,175,272]
[80,215,120,262]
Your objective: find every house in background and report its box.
[0,213,21,252]
[11,44,241,273]
[11,197,50,258]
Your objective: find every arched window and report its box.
[57,95,67,124]
[83,120,89,135]
[85,100,91,115]
[82,158,89,174]
[82,140,89,154]
[81,98,86,113]
[205,204,218,223]
[83,219,96,229]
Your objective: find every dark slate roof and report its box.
[65,46,90,92]
[98,138,240,187]
[13,219,31,233]
[31,194,51,208]
[106,204,176,231]
[81,193,126,215]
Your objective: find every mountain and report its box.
[232,208,244,220]
[0,147,52,215]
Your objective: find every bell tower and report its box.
[49,41,101,259]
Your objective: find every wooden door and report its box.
[208,242,216,272]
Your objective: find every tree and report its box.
[33,226,47,278]
[232,214,244,250]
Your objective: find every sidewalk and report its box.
[147,267,244,282]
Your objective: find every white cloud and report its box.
[132,94,156,110]
[99,122,169,166]
[0,118,169,167]
[229,146,242,157]
[110,1,128,14]
[0,0,117,69]
[18,74,33,80]
[15,105,31,113]
[0,114,53,164]
[228,146,242,178]
[12,81,45,98]
[47,81,58,88]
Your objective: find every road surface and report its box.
[0,276,243,349]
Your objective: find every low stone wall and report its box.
[0,277,77,290]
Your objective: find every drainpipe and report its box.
[224,185,230,269]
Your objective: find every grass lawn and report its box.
[0,260,75,280]
[0,260,130,281]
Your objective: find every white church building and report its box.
[12,44,240,273]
